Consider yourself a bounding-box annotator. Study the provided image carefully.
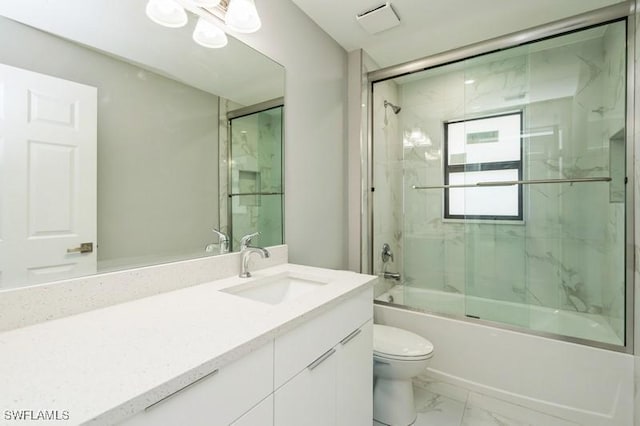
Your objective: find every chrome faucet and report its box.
[240,231,259,251]
[206,228,229,254]
[239,232,270,278]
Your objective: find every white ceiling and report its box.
[0,0,284,106]
[290,0,625,68]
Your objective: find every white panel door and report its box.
[0,63,97,288]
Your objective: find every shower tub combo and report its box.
[364,2,636,425]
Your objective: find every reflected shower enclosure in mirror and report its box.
[0,0,284,290]
[227,102,284,251]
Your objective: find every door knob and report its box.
[67,242,93,254]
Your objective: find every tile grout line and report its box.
[459,390,470,426]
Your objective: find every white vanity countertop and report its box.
[0,263,376,425]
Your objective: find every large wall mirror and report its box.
[0,0,285,290]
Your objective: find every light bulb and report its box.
[146,0,188,28]
[226,0,262,33]
[193,17,228,48]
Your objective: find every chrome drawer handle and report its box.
[145,369,219,411]
[307,348,336,370]
[340,328,362,345]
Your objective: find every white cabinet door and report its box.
[119,342,273,426]
[274,347,337,426]
[274,288,372,388]
[336,320,373,426]
[0,63,97,288]
[230,395,273,426]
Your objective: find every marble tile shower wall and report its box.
[394,30,626,336]
[373,80,403,293]
[255,111,283,246]
[228,109,282,249]
[600,22,627,340]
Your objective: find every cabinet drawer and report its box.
[120,342,273,426]
[274,287,372,388]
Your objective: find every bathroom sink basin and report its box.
[221,272,329,305]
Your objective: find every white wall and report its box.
[230,0,348,269]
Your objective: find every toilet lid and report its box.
[373,324,434,359]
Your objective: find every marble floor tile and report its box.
[461,405,530,426]
[374,376,579,426]
[413,386,466,426]
[465,392,579,426]
[414,373,470,403]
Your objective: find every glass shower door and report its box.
[373,18,627,347]
[458,21,627,345]
[228,106,284,250]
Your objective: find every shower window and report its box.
[444,112,523,220]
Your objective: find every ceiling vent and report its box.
[356,3,400,35]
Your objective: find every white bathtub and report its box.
[376,285,622,345]
[374,290,634,426]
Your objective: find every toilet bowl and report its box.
[373,324,434,426]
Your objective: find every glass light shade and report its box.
[225,0,262,33]
[193,17,228,48]
[146,0,188,28]
[192,0,222,7]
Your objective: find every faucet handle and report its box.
[211,228,229,254]
[381,243,394,263]
[212,228,229,241]
[240,232,260,251]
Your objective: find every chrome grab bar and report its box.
[412,176,612,190]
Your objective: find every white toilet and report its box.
[373,324,434,426]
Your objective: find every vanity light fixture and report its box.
[145,0,189,28]
[225,0,262,33]
[192,0,222,6]
[146,0,261,48]
[193,17,228,48]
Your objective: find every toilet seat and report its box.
[373,324,434,361]
[374,351,433,362]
